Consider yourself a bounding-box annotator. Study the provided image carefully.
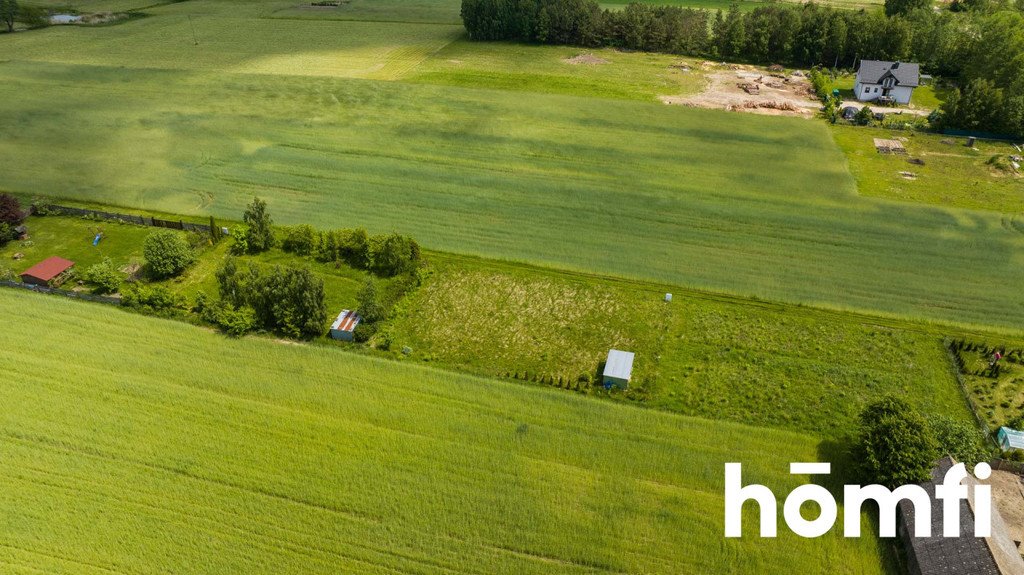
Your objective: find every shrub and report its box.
[229,226,249,255]
[216,306,257,337]
[0,193,25,226]
[854,396,938,488]
[121,283,182,312]
[370,232,421,277]
[931,416,990,467]
[854,106,874,126]
[0,222,11,247]
[356,279,385,323]
[353,322,378,343]
[196,295,256,336]
[282,224,319,256]
[375,329,393,351]
[83,258,123,294]
[144,230,196,279]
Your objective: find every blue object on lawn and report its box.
[93,233,102,246]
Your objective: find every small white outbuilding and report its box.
[603,349,635,389]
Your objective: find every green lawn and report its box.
[833,125,1024,213]
[0,214,156,278]
[0,288,894,574]
[405,40,706,101]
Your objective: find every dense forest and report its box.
[461,0,1024,137]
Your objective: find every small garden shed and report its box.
[20,256,75,287]
[603,349,634,389]
[329,309,361,341]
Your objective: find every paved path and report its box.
[839,100,932,117]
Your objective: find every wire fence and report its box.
[0,280,122,305]
[943,338,994,444]
[35,204,220,235]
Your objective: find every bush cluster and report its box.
[215,257,328,339]
[144,229,196,279]
[281,226,422,278]
[83,258,123,294]
[121,283,184,314]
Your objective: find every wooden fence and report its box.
[36,204,220,235]
[0,280,121,305]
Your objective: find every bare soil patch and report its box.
[660,65,818,117]
[982,470,1024,549]
[562,53,609,66]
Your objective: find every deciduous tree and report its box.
[854,396,938,488]
[242,196,275,253]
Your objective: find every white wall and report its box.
[854,81,914,105]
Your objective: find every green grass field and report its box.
[405,40,706,101]
[0,289,894,574]
[2,57,1023,330]
[654,293,973,435]
[4,2,461,79]
[833,126,1024,213]
[384,254,974,437]
[269,0,463,24]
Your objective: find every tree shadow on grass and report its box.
[817,437,905,575]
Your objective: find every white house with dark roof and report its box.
[898,457,1024,575]
[854,60,920,105]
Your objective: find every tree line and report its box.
[461,0,1024,137]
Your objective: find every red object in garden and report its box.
[20,256,75,286]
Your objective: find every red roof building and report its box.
[20,256,75,286]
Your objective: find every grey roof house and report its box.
[855,60,921,105]
[899,457,1024,575]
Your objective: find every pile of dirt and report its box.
[563,54,609,65]
[739,101,797,112]
[898,171,918,180]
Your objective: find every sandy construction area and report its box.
[661,64,819,117]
